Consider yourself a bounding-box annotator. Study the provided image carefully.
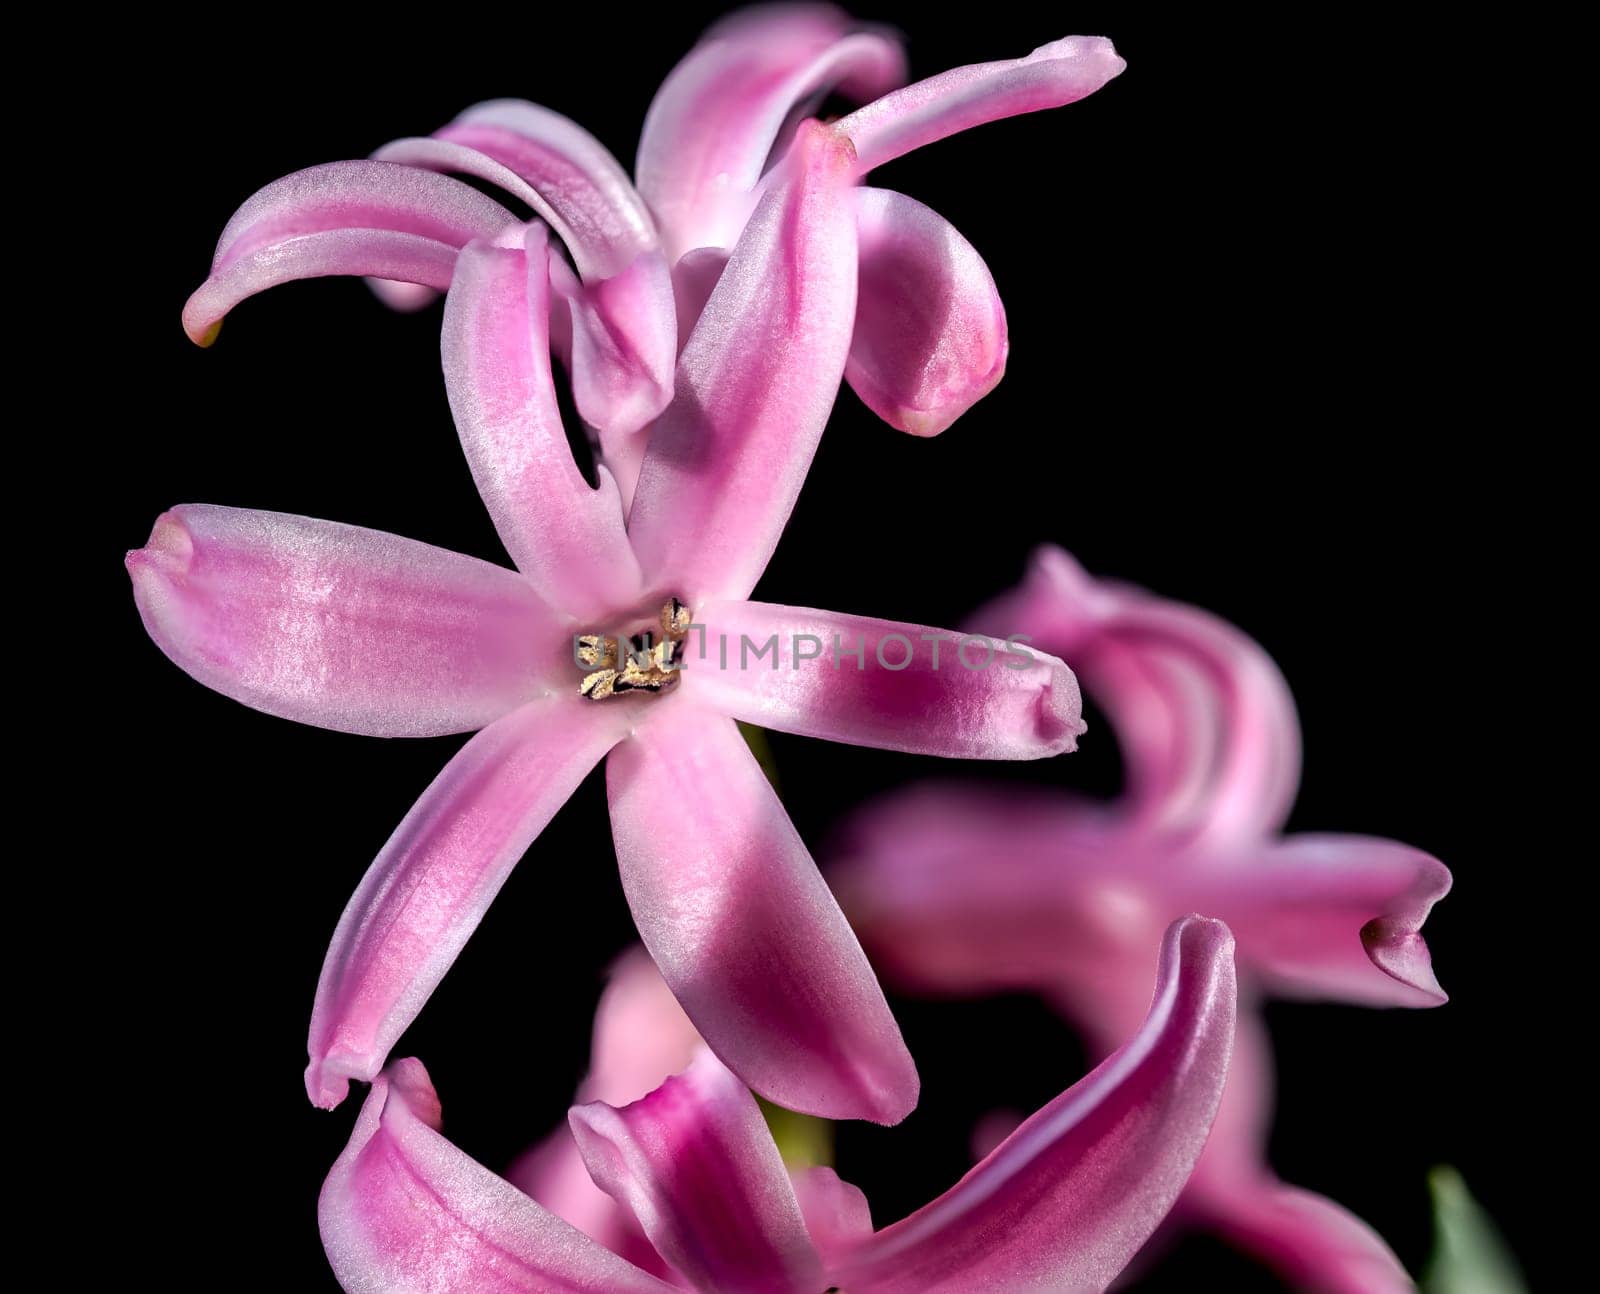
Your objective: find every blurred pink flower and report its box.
[320,918,1237,1294]
[182,6,1125,497]
[833,546,1452,1291]
[133,131,1092,1126]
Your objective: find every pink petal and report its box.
[836,35,1127,175]
[508,1133,678,1281]
[1182,1016,1413,1293]
[686,599,1084,759]
[307,695,629,1109]
[667,246,729,347]
[126,504,555,737]
[181,160,515,344]
[1180,1003,1276,1191]
[320,1059,675,1293]
[397,102,656,278]
[1204,1184,1414,1294]
[441,229,641,619]
[1189,834,1452,1006]
[628,123,861,604]
[545,247,677,501]
[791,1165,873,1267]
[379,117,677,447]
[847,188,1007,436]
[582,947,704,1108]
[830,917,1237,1294]
[637,3,905,259]
[835,785,1450,1008]
[971,546,1301,848]
[831,783,1153,998]
[606,708,917,1125]
[569,1051,825,1293]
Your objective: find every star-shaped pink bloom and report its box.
[180,6,1127,507]
[131,116,1093,1125]
[319,917,1238,1294]
[833,546,1452,1289]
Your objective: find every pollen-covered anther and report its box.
[579,598,691,700]
[661,597,692,639]
[575,635,618,670]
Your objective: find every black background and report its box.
[94,6,1548,1289]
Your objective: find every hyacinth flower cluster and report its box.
[135,9,1131,1126]
[126,5,1452,1291]
[834,546,1452,1291]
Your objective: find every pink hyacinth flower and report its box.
[133,127,1089,1127]
[833,546,1452,1291]
[182,5,1126,498]
[320,916,1238,1294]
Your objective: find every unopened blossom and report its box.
[833,546,1452,1292]
[132,125,1088,1126]
[320,916,1237,1294]
[182,5,1127,504]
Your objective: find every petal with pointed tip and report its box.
[182,160,515,343]
[606,709,917,1125]
[831,917,1237,1294]
[320,1059,674,1293]
[637,3,905,258]
[307,695,627,1109]
[1190,835,1451,1006]
[629,123,860,603]
[848,188,1007,435]
[570,1051,824,1293]
[127,504,556,736]
[837,35,1126,175]
[442,229,640,619]
[688,600,1084,759]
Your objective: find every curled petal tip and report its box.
[852,1060,920,1128]
[187,315,223,347]
[796,117,859,174]
[1363,921,1447,1003]
[889,347,1006,437]
[1171,912,1238,964]
[305,1057,357,1111]
[1038,659,1088,755]
[848,188,1009,437]
[1031,34,1127,78]
[1360,856,1451,1003]
[126,510,194,585]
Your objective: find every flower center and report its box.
[577,598,692,701]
